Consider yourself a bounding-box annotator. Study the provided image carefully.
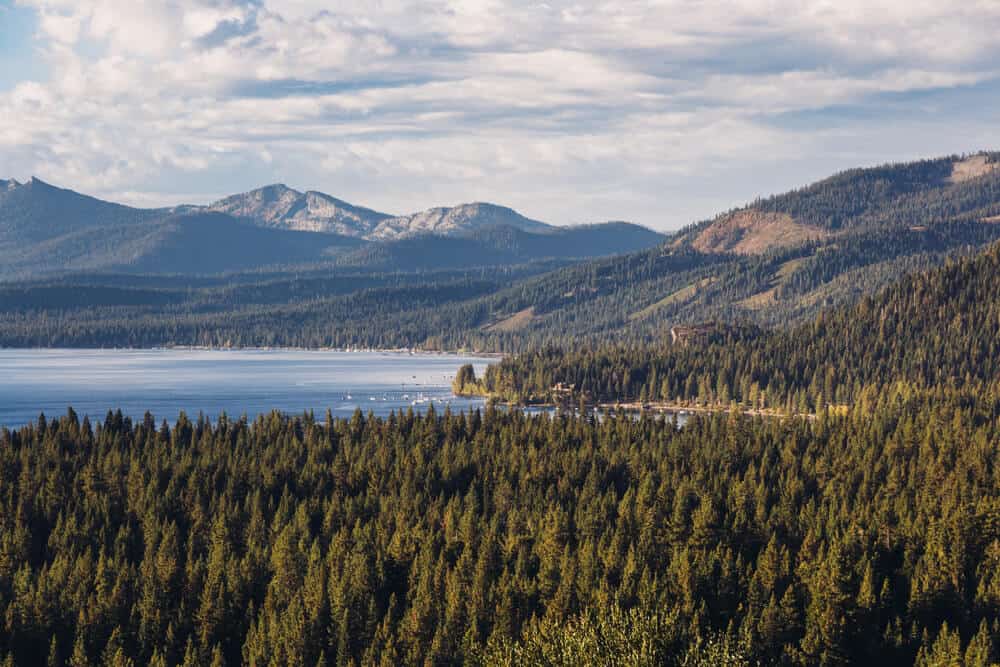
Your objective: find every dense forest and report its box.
[1,390,999,666]
[477,239,1000,412]
[0,224,994,352]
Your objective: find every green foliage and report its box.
[483,240,1000,412]
[472,606,685,666]
[0,393,998,664]
[4,153,1000,666]
[452,364,486,397]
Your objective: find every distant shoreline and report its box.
[0,345,506,359]
[481,398,815,420]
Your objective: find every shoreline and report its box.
[599,400,815,420]
[482,397,815,420]
[0,345,507,359]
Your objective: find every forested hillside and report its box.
[459,152,1000,348]
[676,153,1000,251]
[4,152,999,350]
[336,223,663,272]
[476,237,1000,412]
[1,391,998,666]
[0,263,570,348]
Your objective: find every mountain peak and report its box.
[27,176,55,188]
[208,184,390,236]
[446,202,522,215]
[258,183,298,195]
[452,201,505,210]
[369,201,552,240]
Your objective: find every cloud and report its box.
[2,0,1000,229]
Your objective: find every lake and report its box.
[0,349,494,429]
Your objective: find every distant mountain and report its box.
[0,178,664,279]
[338,222,664,271]
[0,177,160,245]
[369,202,553,240]
[117,212,364,275]
[0,180,365,278]
[210,188,559,241]
[206,184,628,243]
[208,184,392,236]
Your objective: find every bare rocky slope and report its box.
[369,202,553,240]
[210,187,557,240]
[208,184,392,236]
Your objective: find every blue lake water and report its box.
[0,349,494,429]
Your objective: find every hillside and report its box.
[0,177,160,245]
[478,237,1000,410]
[338,223,664,270]
[675,152,1000,254]
[114,212,365,275]
[3,151,1000,349]
[436,151,1000,349]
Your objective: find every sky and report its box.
[0,1,999,231]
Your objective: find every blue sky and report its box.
[0,2,45,88]
[1,1,999,230]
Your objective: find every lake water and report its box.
[0,349,494,429]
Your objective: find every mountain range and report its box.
[3,151,1000,351]
[206,184,554,240]
[463,151,1000,345]
[0,179,663,278]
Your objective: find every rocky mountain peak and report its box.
[369,201,552,240]
[208,185,390,236]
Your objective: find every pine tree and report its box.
[69,630,91,667]
[47,636,61,667]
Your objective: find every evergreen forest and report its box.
[1,393,999,666]
[3,153,1000,665]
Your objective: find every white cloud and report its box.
[3,0,1000,229]
[37,9,81,43]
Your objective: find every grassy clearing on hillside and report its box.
[629,277,715,321]
[484,306,537,332]
[737,257,807,310]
